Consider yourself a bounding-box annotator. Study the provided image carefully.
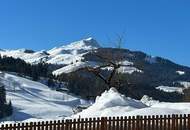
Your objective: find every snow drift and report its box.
[72,88,147,118]
[72,88,190,118]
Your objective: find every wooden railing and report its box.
[1,114,190,130]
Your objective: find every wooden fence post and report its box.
[101,117,105,130]
[85,118,88,130]
[167,115,171,130]
[136,116,140,130]
[172,114,175,130]
[184,114,187,130]
[188,114,190,130]
[120,116,124,130]
[152,115,155,130]
[65,120,69,130]
[116,117,119,130]
[93,118,96,130]
[132,116,135,130]
[144,116,147,130]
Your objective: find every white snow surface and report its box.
[117,60,143,74]
[176,71,185,75]
[53,61,99,75]
[156,86,184,94]
[1,74,190,124]
[140,95,160,106]
[72,88,147,118]
[0,38,100,65]
[117,66,143,74]
[0,73,84,122]
[179,81,190,89]
[156,82,190,94]
[72,88,190,118]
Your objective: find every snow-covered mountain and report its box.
[0,37,100,65]
[1,37,190,101]
[0,37,143,75]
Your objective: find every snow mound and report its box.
[94,88,145,109]
[71,88,190,118]
[141,95,160,106]
[72,88,147,118]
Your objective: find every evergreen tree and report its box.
[0,85,13,119]
[0,85,6,105]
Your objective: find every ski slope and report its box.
[0,73,84,122]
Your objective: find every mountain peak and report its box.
[63,37,101,50]
[82,37,101,48]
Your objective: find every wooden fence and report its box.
[1,114,190,130]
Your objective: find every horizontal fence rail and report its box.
[1,114,190,130]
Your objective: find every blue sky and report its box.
[0,1,190,66]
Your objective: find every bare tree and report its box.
[78,35,130,90]
[115,33,126,49]
[107,32,126,49]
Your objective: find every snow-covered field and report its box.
[0,73,87,123]
[156,82,190,94]
[72,88,190,118]
[1,73,190,124]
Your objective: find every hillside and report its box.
[0,72,88,122]
[1,38,190,102]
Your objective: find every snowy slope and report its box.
[0,73,85,122]
[0,49,49,64]
[47,37,100,65]
[53,61,99,75]
[0,38,100,65]
[1,76,190,123]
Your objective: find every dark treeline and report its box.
[57,70,183,102]
[0,55,54,81]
